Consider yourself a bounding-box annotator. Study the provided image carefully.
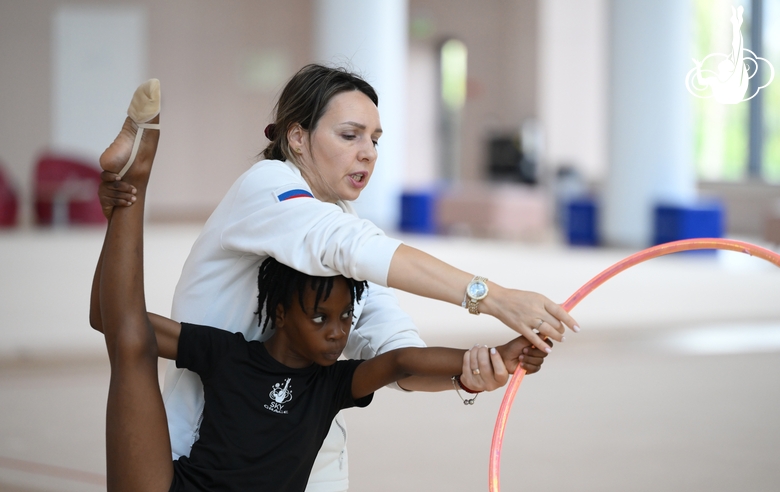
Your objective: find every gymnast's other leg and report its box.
[96,81,172,491]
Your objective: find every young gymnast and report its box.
[91,80,552,491]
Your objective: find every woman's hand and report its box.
[458,344,508,392]
[457,338,552,392]
[480,285,579,351]
[98,171,136,219]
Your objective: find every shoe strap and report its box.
[118,123,160,178]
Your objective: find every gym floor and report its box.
[1,226,779,491]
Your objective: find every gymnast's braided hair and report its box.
[256,256,368,334]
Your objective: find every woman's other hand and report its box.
[98,171,136,219]
[458,344,508,392]
[459,337,552,391]
[458,338,551,392]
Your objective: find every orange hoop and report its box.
[489,238,780,492]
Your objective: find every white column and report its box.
[603,0,696,247]
[314,0,408,231]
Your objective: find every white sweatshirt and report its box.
[162,159,425,492]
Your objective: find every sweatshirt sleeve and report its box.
[219,163,402,286]
[343,282,426,360]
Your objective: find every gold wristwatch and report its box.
[463,276,489,315]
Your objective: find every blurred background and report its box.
[1,0,780,490]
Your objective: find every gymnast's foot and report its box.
[99,79,160,183]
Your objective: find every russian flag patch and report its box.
[275,185,314,202]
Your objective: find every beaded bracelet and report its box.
[451,375,482,405]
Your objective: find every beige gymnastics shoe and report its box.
[117,79,161,178]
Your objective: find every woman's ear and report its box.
[287,123,306,153]
[274,304,286,330]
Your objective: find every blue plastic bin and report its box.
[400,191,437,234]
[653,201,724,248]
[566,197,599,246]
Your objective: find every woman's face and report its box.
[296,90,382,203]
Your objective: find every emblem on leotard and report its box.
[264,378,293,414]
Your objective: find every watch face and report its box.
[467,281,488,300]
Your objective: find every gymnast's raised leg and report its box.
[89,80,172,491]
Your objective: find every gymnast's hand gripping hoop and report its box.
[488,238,780,492]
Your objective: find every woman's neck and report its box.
[294,159,339,203]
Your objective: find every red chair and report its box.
[34,153,105,226]
[0,161,19,227]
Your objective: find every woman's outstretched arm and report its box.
[387,244,580,351]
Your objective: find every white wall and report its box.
[1,0,547,226]
[0,0,311,225]
[538,0,608,182]
[405,41,439,189]
[52,6,147,161]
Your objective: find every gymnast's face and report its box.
[294,90,382,203]
[278,277,354,367]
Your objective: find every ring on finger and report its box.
[535,319,545,330]
[472,368,480,376]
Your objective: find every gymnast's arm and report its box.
[351,336,542,400]
[145,314,182,360]
[89,234,181,360]
[90,179,181,359]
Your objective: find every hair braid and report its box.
[256,257,368,334]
